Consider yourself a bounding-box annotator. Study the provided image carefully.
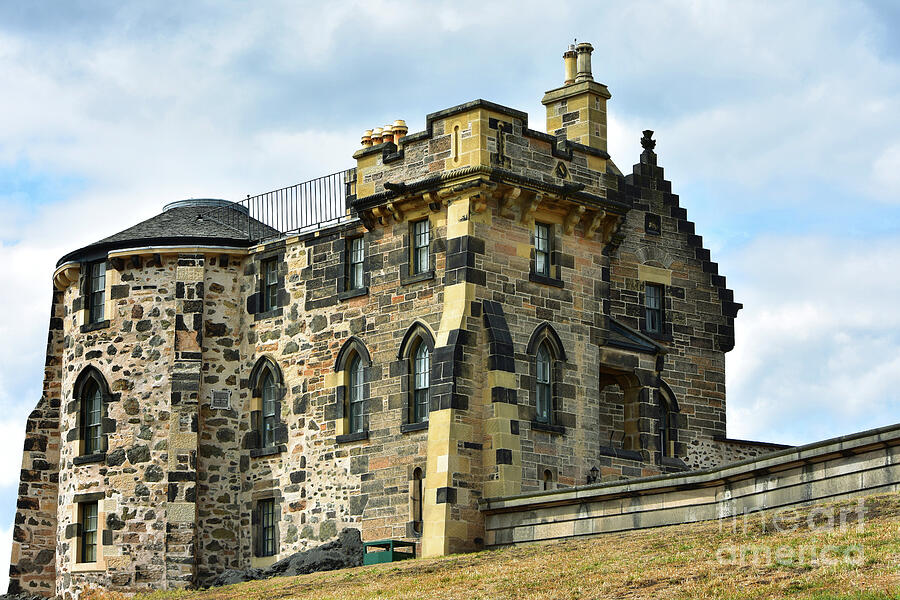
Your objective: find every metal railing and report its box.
[202,168,357,242]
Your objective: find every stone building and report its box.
[8,43,784,598]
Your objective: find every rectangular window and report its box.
[262,258,278,312]
[261,375,277,448]
[257,499,276,557]
[412,219,430,275]
[79,501,98,563]
[645,283,663,334]
[348,237,365,290]
[88,261,106,324]
[534,223,550,277]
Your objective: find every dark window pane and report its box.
[645,284,663,334]
[88,261,106,323]
[82,380,103,455]
[263,259,278,311]
[80,501,98,563]
[258,499,277,557]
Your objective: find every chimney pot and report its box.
[371,127,383,144]
[392,119,408,142]
[575,41,594,82]
[382,124,394,144]
[563,47,577,85]
[361,129,373,147]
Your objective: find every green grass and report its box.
[88,492,900,600]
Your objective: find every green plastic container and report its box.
[362,539,417,565]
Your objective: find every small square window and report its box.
[412,220,430,275]
[79,501,98,563]
[534,223,551,277]
[348,237,365,290]
[645,284,663,334]
[262,259,278,312]
[87,261,106,324]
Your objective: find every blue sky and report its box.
[1,0,900,590]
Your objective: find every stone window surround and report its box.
[65,492,108,573]
[334,336,372,444]
[397,322,436,433]
[67,366,115,463]
[337,233,370,301]
[251,489,283,567]
[657,380,683,464]
[528,221,564,288]
[400,217,436,285]
[524,323,569,435]
[247,357,288,458]
[247,247,288,321]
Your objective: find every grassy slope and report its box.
[92,492,900,600]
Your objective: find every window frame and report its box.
[411,467,424,536]
[87,260,106,325]
[535,343,553,424]
[644,283,664,335]
[248,358,286,457]
[79,501,98,563]
[261,371,278,449]
[257,498,277,558]
[348,354,366,434]
[412,340,430,424]
[534,222,551,277]
[81,379,103,455]
[262,258,279,313]
[348,236,365,291]
[412,219,430,276]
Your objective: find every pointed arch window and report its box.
[658,383,680,459]
[249,358,287,456]
[349,354,365,434]
[261,370,278,448]
[535,343,552,424]
[73,367,111,461]
[399,324,435,432]
[335,337,371,443]
[526,323,568,433]
[413,342,430,424]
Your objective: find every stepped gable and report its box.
[624,131,742,352]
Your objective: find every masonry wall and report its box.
[608,150,741,468]
[8,291,64,597]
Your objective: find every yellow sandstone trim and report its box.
[638,264,672,286]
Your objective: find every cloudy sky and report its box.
[1,0,900,589]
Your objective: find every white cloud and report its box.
[725,235,900,445]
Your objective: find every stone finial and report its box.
[641,130,656,152]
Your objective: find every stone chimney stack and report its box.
[541,41,611,153]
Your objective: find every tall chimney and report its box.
[541,41,611,154]
[563,44,577,85]
[575,42,593,82]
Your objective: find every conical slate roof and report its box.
[57,199,277,266]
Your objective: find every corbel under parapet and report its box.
[520,193,542,224]
[497,187,521,218]
[564,205,587,235]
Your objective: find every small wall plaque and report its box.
[211,390,231,410]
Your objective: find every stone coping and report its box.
[480,421,900,512]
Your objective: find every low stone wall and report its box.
[482,423,900,547]
[684,436,792,470]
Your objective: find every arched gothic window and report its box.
[413,341,430,424]
[658,382,680,458]
[74,367,110,457]
[348,354,365,434]
[535,343,552,424]
[398,323,435,428]
[249,357,286,452]
[335,337,371,440]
